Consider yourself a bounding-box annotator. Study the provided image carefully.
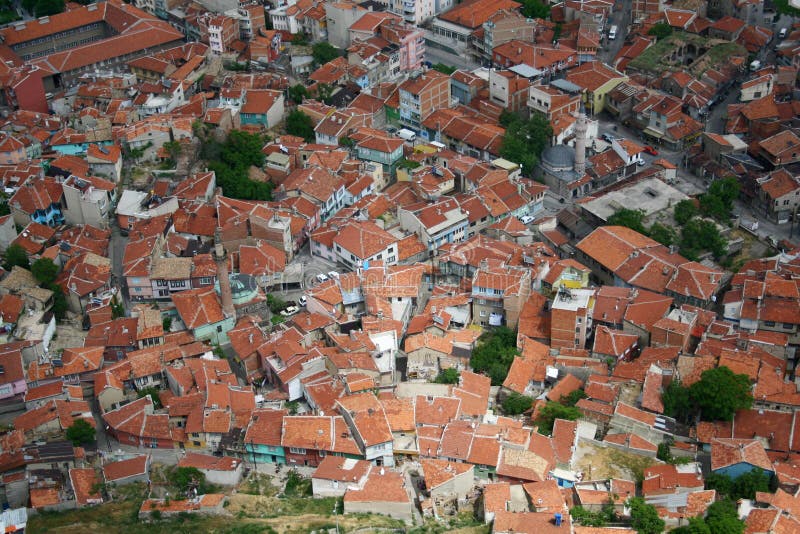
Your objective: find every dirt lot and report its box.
[573,441,657,482]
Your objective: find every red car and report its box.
[644,145,659,156]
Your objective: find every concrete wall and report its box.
[344,500,414,522]
[200,463,244,486]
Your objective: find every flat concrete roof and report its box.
[580,177,689,222]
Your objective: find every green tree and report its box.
[690,366,752,421]
[680,219,727,260]
[498,109,519,128]
[705,499,745,534]
[266,294,287,314]
[3,244,30,271]
[662,380,692,423]
[534,402,581,435]
[648,22,673,39]
[502,392,533,415]
[33,0,64,16]
[163,140,182,161]
[706,470,771,502]
[339,136,355,148]
[31,257,58,285]
[162,316,172,332]
[700,177,739,221]
[469,326,519,386]
[47,283,68,320]
[628,497,664,534]
[66,419,96,446]
[287,84,308,104]
[560,389,586,407]
[430,63,456,75]
[168,466,208,492]
[110,296,125,319]
[0,193,9,216]
[316,83,335,104]
[648,222,677,246]
[434,368,460,384]
[203,130,272,201]
[312,42,339,65]
[607,208,647,235]
[674,199,699,225]
[773,0,800,16]
[520,0,550,19]
[137,386,163,409]
[285,110,315,142]
[500,112,552,177]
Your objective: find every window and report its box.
[480,311,486,317]
[783,323,794,330]
[289,447,306,454]
[193,440,201,447]
[217,325,223,332]
[765,321,776,327]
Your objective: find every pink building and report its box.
[0,344,26,401]
[380,19,425,72]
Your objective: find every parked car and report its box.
[520,215,535,224]
[637,157,646,166]
[601,133,615,143]
[279,306,299,317]
[644,145,659,156]
[327,271,340,280]
[779,27,787,39]
[298,296,307,306]
[316,273,329,283]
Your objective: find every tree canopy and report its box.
[534,401,581,435]
[502,393,533,415]
[137,386,163,409]
[680,218,727,261]
[31,258,58,286]
[286,110,315,142]
[287,84,308,104]
[700,177,739,221]
[607,208,647,235]
[519,0,550,19]
[434,368,460,384]
[430,63,457,75]
[663,366,752,423]
[706,469,773,501]
[203,130,272,201]
[469,327,519,385]
[66,419,96,446]
[500,112,552,177]
[648,22,673,39]
[312,42,339,65]
[628,497,665,534]
[3,244,30,271]
[674,199,699,225]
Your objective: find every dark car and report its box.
[601,133,615,143]
[644,145,659,156]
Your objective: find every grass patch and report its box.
[238,473,279,496]
[283,470,311,498]
[629,31,745,74]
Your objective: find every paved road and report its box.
[598,0,633,65]
[424,44,482,72]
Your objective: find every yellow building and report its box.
[565,61,629,115]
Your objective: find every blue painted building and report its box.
[711,438,774,480]
[243,409,286,464]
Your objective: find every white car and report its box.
[298,296,307,306]
[520,215,535,225]
[328,270,340,280]
[316,273,329,283]
[280,306,299,317]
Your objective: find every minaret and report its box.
[214,228,235,318]
[574,105,588,176]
